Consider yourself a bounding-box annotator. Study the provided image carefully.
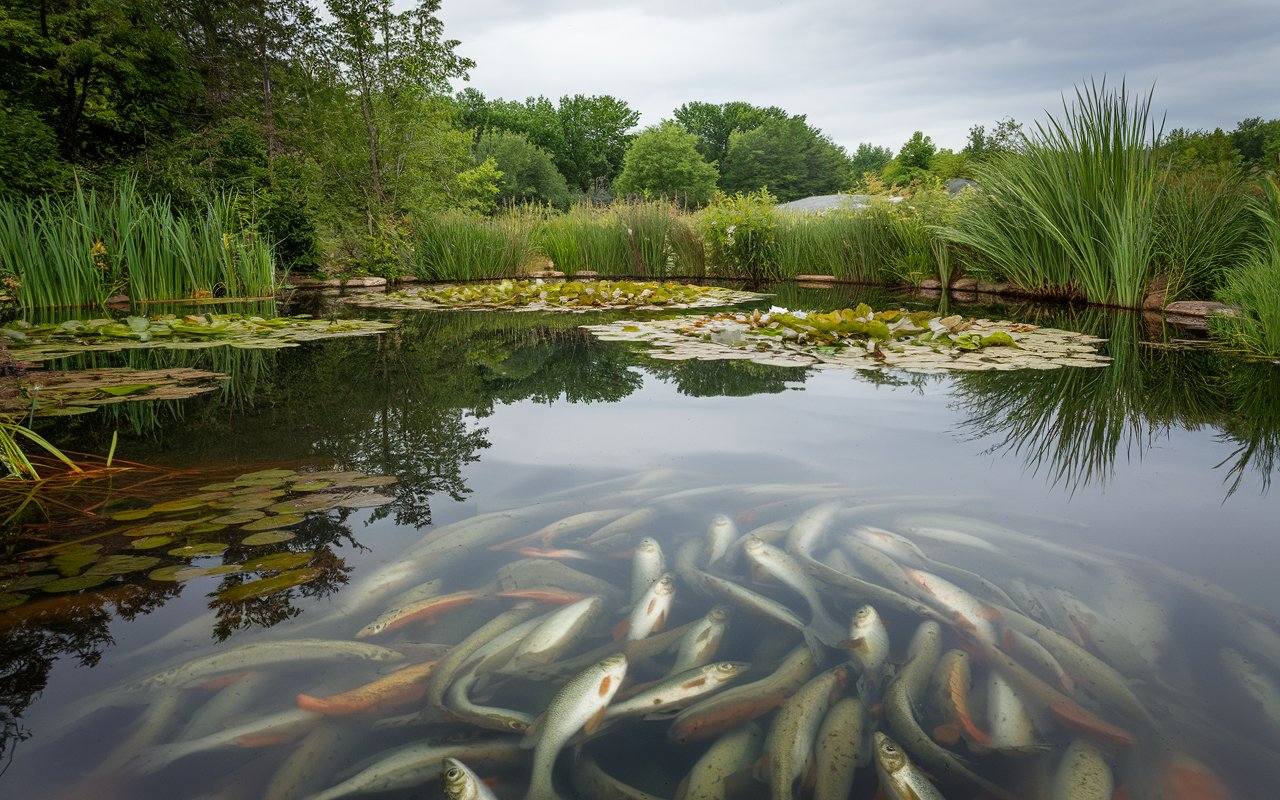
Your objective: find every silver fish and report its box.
[442,757,498,800]
[874,732,945,800]
[763,665,849,800]
[625,572,676,641]
[670,605,732,675]
[604,662,750,720]
[678,722,765,800]
[302,736,523,800]
[631,537,666,602]
[132,639,403,690]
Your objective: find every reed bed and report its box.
[1212,178,1280,357]
[410,211,532,281]
[0,179,276,310]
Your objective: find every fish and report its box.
[845,604,890,697]
[743,536,845,646]
[423,604,547,714]
[696,571,808,635]
[522,653,629,800]
[873,732,946,800]
[670,605,732,674]
[503,595,604,671]
[854,525,1018,607]
[355,589,490,638]
[676,722,765,800]
[883,621,1017,800]
[799,555,950,624]
[783,501,842,560]
[1050,740,1113,800]
[704,514,738,566]
[929,649,991,751]
[263,723,357,800]
[1002,625,1077,694]
[631,537,665,603]
[604,661,750,720]
[130,639,404,689]
[580,507,658,547]
[619,572,675,641]
[1220,647,1280,734]
[444,660,538,733]
[814,696,867,799]
[570,753,666,800]
[490,508,630,551]
[986,669,1050,754]
[302,736,524,800]
[1051,589,1154,677]
[669,644,816,744]
[133,708,323,773]
[296,659,438,715]
[904,567,1002,645]
[441,757,498,800]
[762,665,849,800]
[497,558,623,604]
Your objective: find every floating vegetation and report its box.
[343,279,768,313]
[0,314,397,361]
[584,304,1111,373]
[1,367,226,418]
[0,466,396,611]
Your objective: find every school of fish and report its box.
[32,474,1280,799]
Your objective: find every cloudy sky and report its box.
[435,0,1279,153]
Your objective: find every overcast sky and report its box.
[435,0,1279,153]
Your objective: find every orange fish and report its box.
[296,659,438,715]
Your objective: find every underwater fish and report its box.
[1051,739,1113,800]
[490,508,630,551]
[570,753,665,800]
[845,604,890,696]
[703,514,738,567]
[814,696,867,799]
[631,537,666,602]
[676,722,765,800]
[131,639,404,690]
[302,736,523,800]
[356,590,490,638]
[670,605,732,675]
[986,669,1051,755]
[905,567,1002,645]
[619,572,676,641]
[743,536,845,646]
[503,595,604,671]
[1220,647,1280,734]
[295,658,438,715]
[696,571,808,635]
[874,732,946,800]
[669,644,816,744]
[929,649,991,751]
[441,757,498,800]
[762,664,849,800]
[522,653,629,800]
[133,708,322,773]
[604,661,750,720]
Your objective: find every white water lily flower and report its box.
[790,310,808,319]
[768,305,789,315]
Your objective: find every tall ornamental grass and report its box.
[410,211,532,281]
[1212,178,1280,357]
[1152,170,1256,300]
[945,80,1164,306]
[0,178,276,310]
[533,201,702,278]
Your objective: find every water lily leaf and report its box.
[341,475,398,489]
[200,482,243,492]
[110,508,155,521]
[289,480,333,492]
[185,521,230,534]
[0,592,29,610]
[168,543,230,558]
[98,383,157,397]
[149,564,244,582]
[42,574,113,592]
[131,536,176,550]
[241,513,305,531]
[52,549,101,576]
[216,494,276,511]
[215,567,324,603]
[86,555,162,576]
[212,511,265,525]
[240,531,296,546]
[237,469,296,481]
[268,495,335,514]
[332,492,395,509]
[122,519,208,537]
[149,497,210,513]
[240,552,313,572]
[5,573,58,592]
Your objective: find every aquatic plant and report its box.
[1211,178,1280,357]
[0,419,81,481]
[1153,170,1256,300]
[0,178,277,310]
[700,191,781,281]
[409,211,532,281]
[1,313,397,361]
[345,279,767,312]
[944,80,1165,306]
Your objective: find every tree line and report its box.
[2,1,1277,275]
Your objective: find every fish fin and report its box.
[751,755,768,783]
[673,775,690,800]
[520,713,545,748]
[844,636,866,653]
[295,694,337,714]
[1047,697,1136,747]
[979,606,1002,621]
[653,609,668,633]
[612,618,630,640]
[933,722,961,745]
[583,706,607,735]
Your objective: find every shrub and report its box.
[699,191,780,280]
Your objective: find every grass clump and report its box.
[945,79,1164,306]
[1211,178,1280,357]
[410,211,532,281]
[700,191,781,281]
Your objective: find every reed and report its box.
[0,178,276,310]
[1153,171,1255,301]
[1211,178,1280,357]
[945,80,1165,306]
[410,211,532,281]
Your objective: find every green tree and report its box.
[1159,128,1243,174]
[672,100,789,165]
[1231,117,1280,172]
[719,117,849,201]
[475,130,571,209]
[554,94,639,194]
[881,131,937,185]
[963,117,1023,161]
[613,123,719,207]
[850,143,893,182]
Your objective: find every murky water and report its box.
[2,285,1278,799]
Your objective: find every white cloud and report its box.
[435,0,1280,151]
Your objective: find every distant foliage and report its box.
[614,123,719,208]
[671,101,790,165]
[476,131,571,210]
[719,118,850,202]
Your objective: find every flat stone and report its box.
[526,270,566,279]
[341,276,387,287]
[105,294,130,305]
[572,271,598,278]
[919,279,943,290]
[976,281,1009,294]
[949,277,979,291]
[1163,300,1239,318]
[796,274,839,282]
[397,275,419,283]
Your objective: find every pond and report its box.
[2,283,1278,799]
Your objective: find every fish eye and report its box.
[717,663,734,671]
[446,768,461,779]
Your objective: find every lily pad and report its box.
[215,494,276,511]
[148,497,210,513]
[4,573,58,592]
[289,480,333,492]
[168,543,230,558]
[0,592,29,611]
[148,564,244,582]
[212,511,265,525]
[200,482,243,492]
[52,546,103,576]
[240,552,313,572]
[240,513,306,531]
[331,492,395,509]
[215,567,324,603]
[343,280,768,313]
[268,495,335,514]
[237,468,296,482]
[42,574,113,592]
[131,536,176,550]
[239,531,296,546]
[110,508,156,521]
[185,521,230,534]
[85,555,162,576]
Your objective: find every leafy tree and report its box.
[963,117,1023,160]
[553,94,639,194]
[882,131,937,185]
[1231,117,1280,172]
[850,143,893,182]
[1159,128,1243,174]
[613,122,718,207]
[475,130,571,209]
[672,101,789,165]
[719,117,850,201]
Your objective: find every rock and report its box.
[949,277,979,291]
[105,294,130,305]
[526,270,566,279]
[947,178,980,195]
[572,271,598,279]
[976,281,1010,294]
[919,279,943,290]
[1163,301,1239,318]
[397,275,419,283]
[341,276,386,288]
[1143,274,1168,310]
[796,274,838,283]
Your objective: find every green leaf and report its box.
[215,567,324,603]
